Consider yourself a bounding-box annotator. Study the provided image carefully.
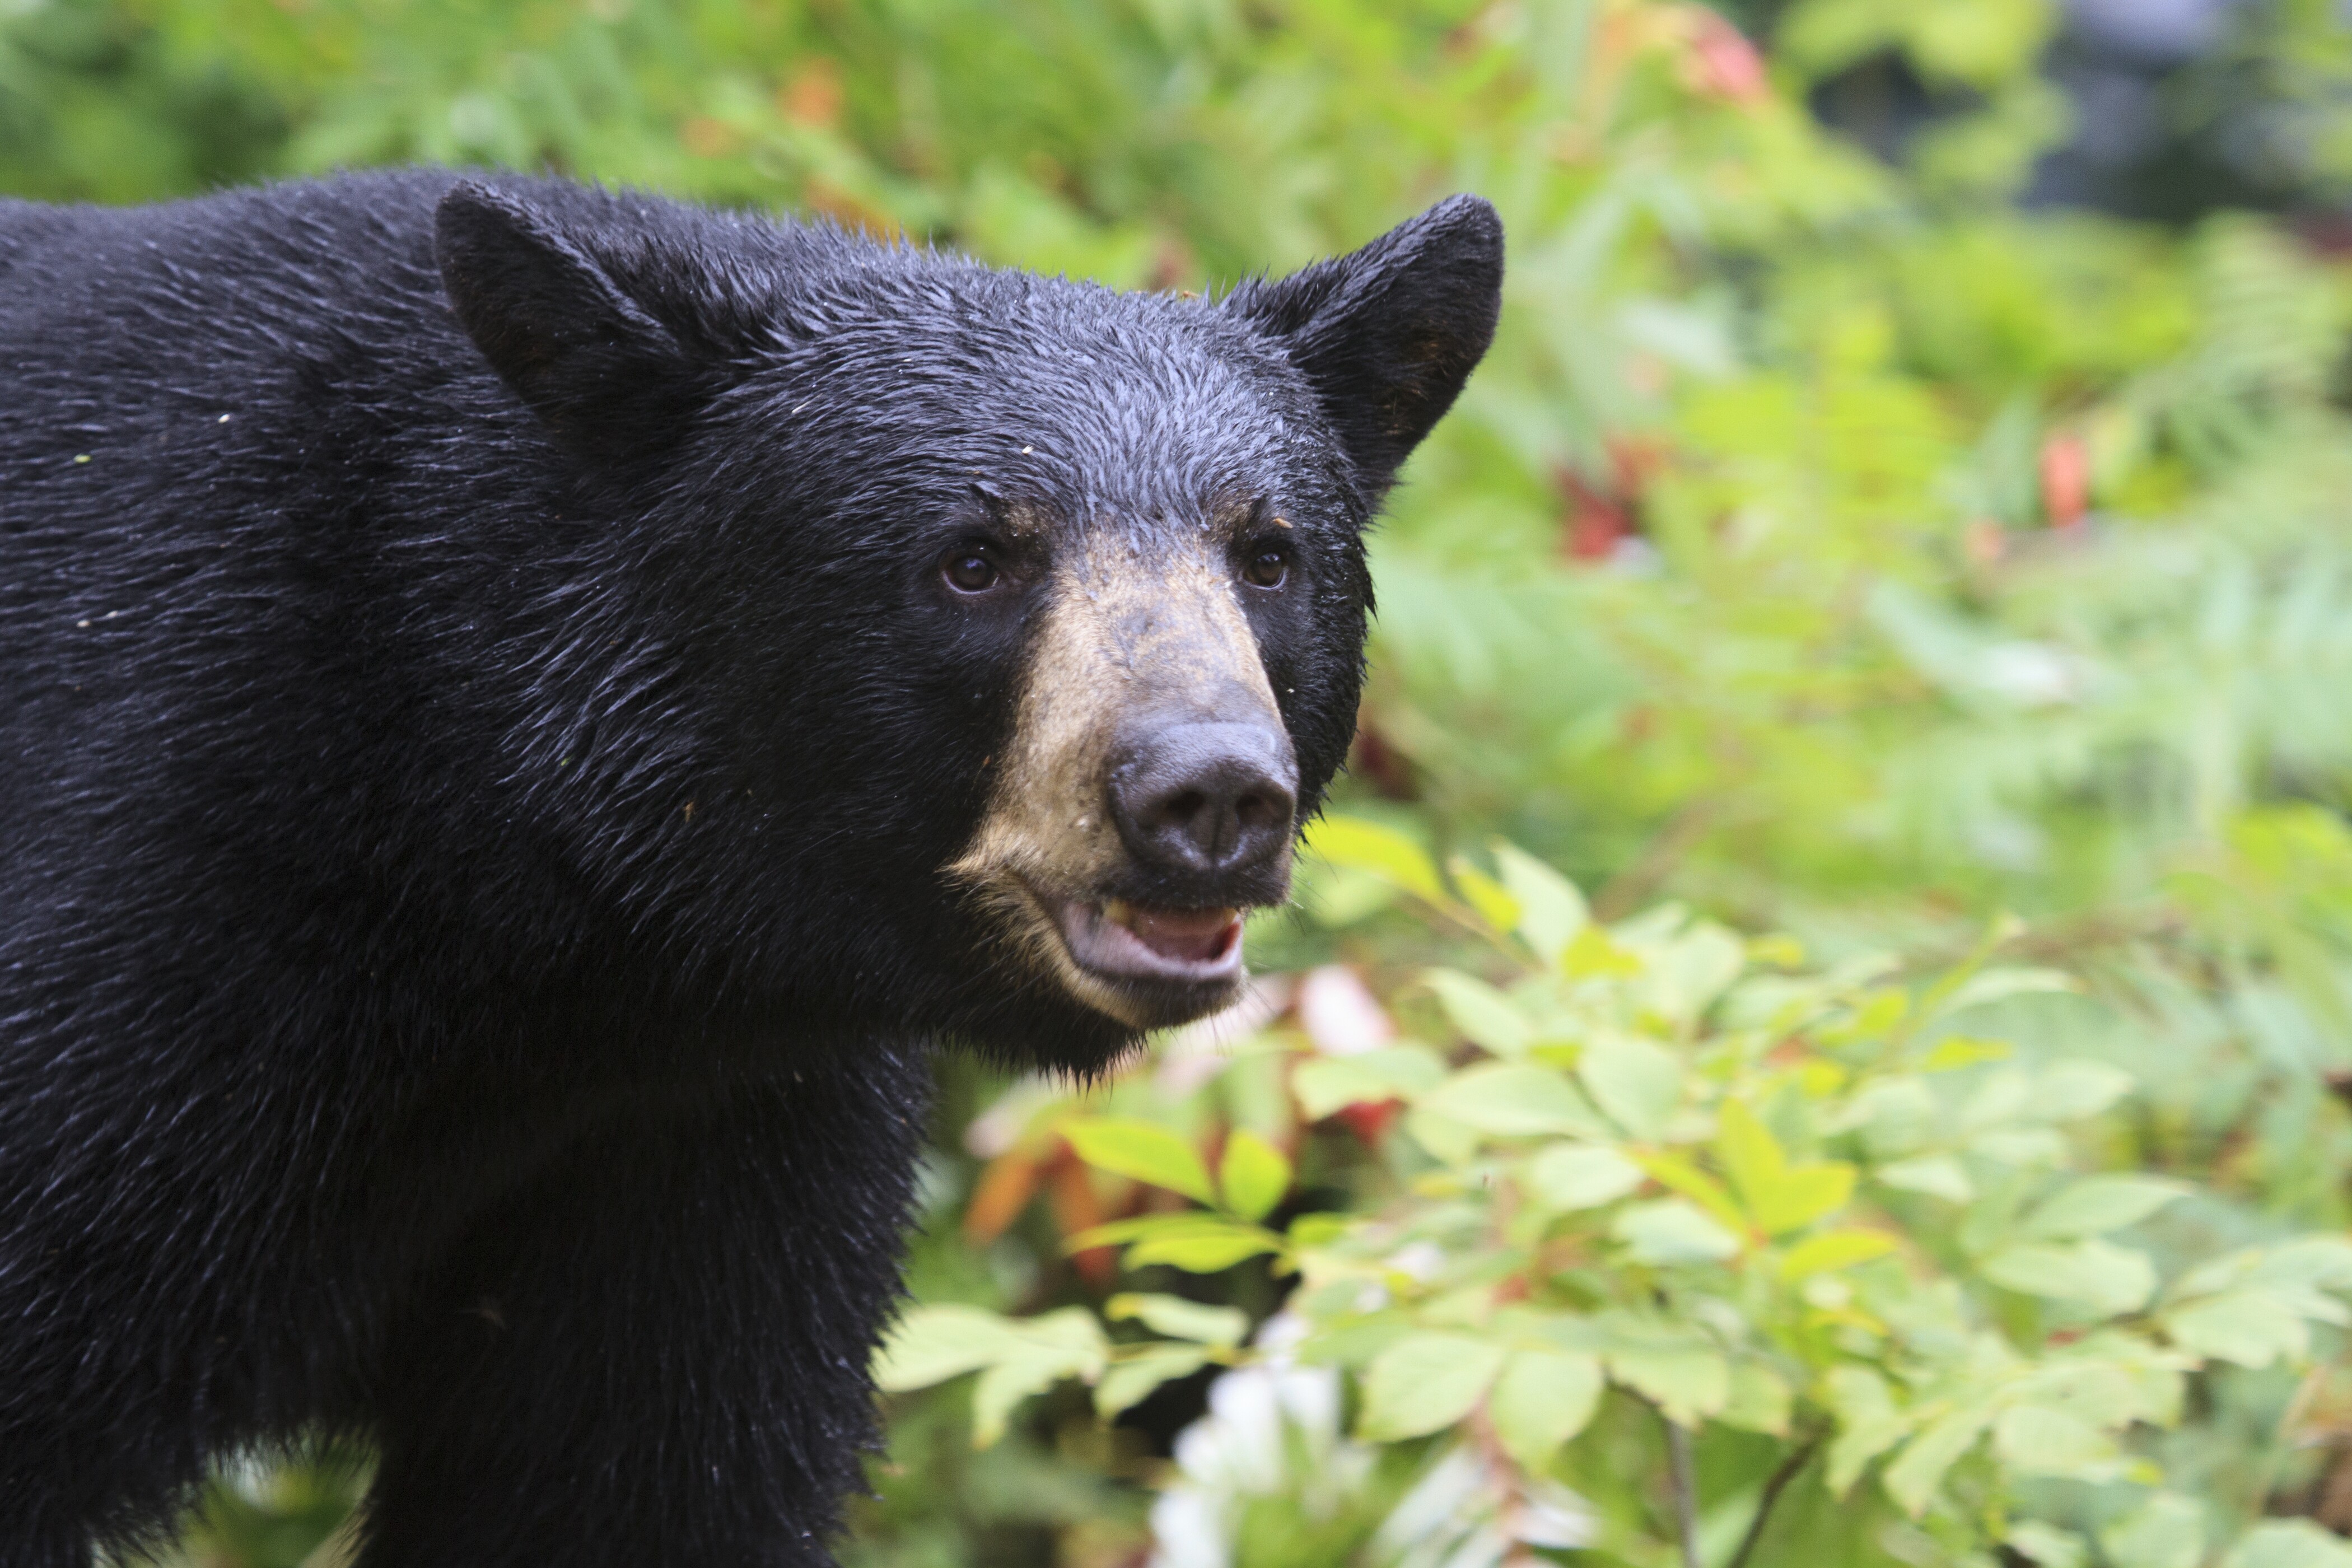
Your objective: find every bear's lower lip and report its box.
[1052,896,1244,985]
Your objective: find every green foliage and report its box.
[13,0,2352,1564]
[886,826,2352,1562]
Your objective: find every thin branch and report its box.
[1906,901,2187,973]
[1726,1438,1820,1568]
[1665,1417,1701,1568]
[1594,799,1720,921]
[2245,1363,2327,1522]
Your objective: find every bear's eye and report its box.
[941,545,1001,594]
[1240,542,1290,590]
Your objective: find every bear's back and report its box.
[0,171,452,379]
[0,173,623,989]
[0,173,895,990]
[0,170,856,454]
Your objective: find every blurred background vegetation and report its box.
[12,0,2352,1564]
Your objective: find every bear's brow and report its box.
[1071,497,1267,542]
[1198,494,1273,538]
[994,500,1049,539]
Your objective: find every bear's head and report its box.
[435,179,1501,1072]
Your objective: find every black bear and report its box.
[0,169,1501,1565]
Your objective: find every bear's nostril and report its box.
[1161,790,1210,828]
[1235,791,1281,829]
[1110,721,1299,880]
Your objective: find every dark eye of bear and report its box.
[941,547,1000,594]
[1242,543,1290,590]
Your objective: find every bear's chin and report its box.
[936,962,1242,1079]
[944,1002,1153,1080]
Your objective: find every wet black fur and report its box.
[0,170,1501,1565]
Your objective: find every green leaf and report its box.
[2009,1522,2090,1568]
[1522,1144,1646,1212]
[1297,861,1401,928]
[1827,988,1909,1043]
[2100,1492,2205,1568]
[873,1304,1029,1392]
[1981,1239,2158,1315]
[1286,1212,1348,1250]
[1488,1349,1604,1468]
[1094,1345,1214,1418]
[1403,1106,1482,1165]
[1105,1293,1248,1347]
[1494,1304,1611,1356]
[1217,1131,1291,1222]
[1826,1367,1911,1497]
[2223,1520,2352,1568]
[1756,1162,1856,1235]
[1126,1220,1284,1272]
[1781,1229,1898,1280]
[1006,1306,1110,1365]
[1561,924,1645,981]
[1876,1154,1976,1202]
[1358,1332,1508,1440]
[933,1308,1110,1447]
[2011,1359,2171,1429]
[1716,1099,1856,1235]
[1639,922,1748,1025]
[1973,1126,2070,1166]
[1613,1198,1742,1265]
[1716,1098,1785,1212]
[2163,1289,2313,1368]
[972,1357,1061,1448]
[1424,968,1535,1057]
[1883,1404,1994,1516]
[2018,1175,2188,1239]
[1721,1362,1793,1435]
[1061,1118,1215,1205]
[1448,856,1522,936]
[1422,1062,1607,1138]
[1603,1336,1730,1426]
[1291,1045,1448,1119]
[1920,1035,2014,1071]
[1846,1076,1934,1154]
[1993,1404,2119,1478]
[1494,841,1589,963]
[1303,816,1445,904]
[1578,1032,1683,1140]
[1063,1213,1238,1251]
[2028,1061,2136,1122]
[1634,1150,1749,1233]
[1935,967,2079,1016]
[2254,1238,2352,1291]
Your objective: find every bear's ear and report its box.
[1224,194,1504,500]
[435,181,709,463]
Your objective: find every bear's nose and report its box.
[1110,721,1299,879]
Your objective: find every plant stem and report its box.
[1595,799,1720,921]
[2245,1364,2326,1523]
[1726,1439,1819,1568]
[1665,1417,1701,1568]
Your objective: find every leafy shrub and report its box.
[881,822,2352,1566]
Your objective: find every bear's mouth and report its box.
[1052,896,1244,986]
